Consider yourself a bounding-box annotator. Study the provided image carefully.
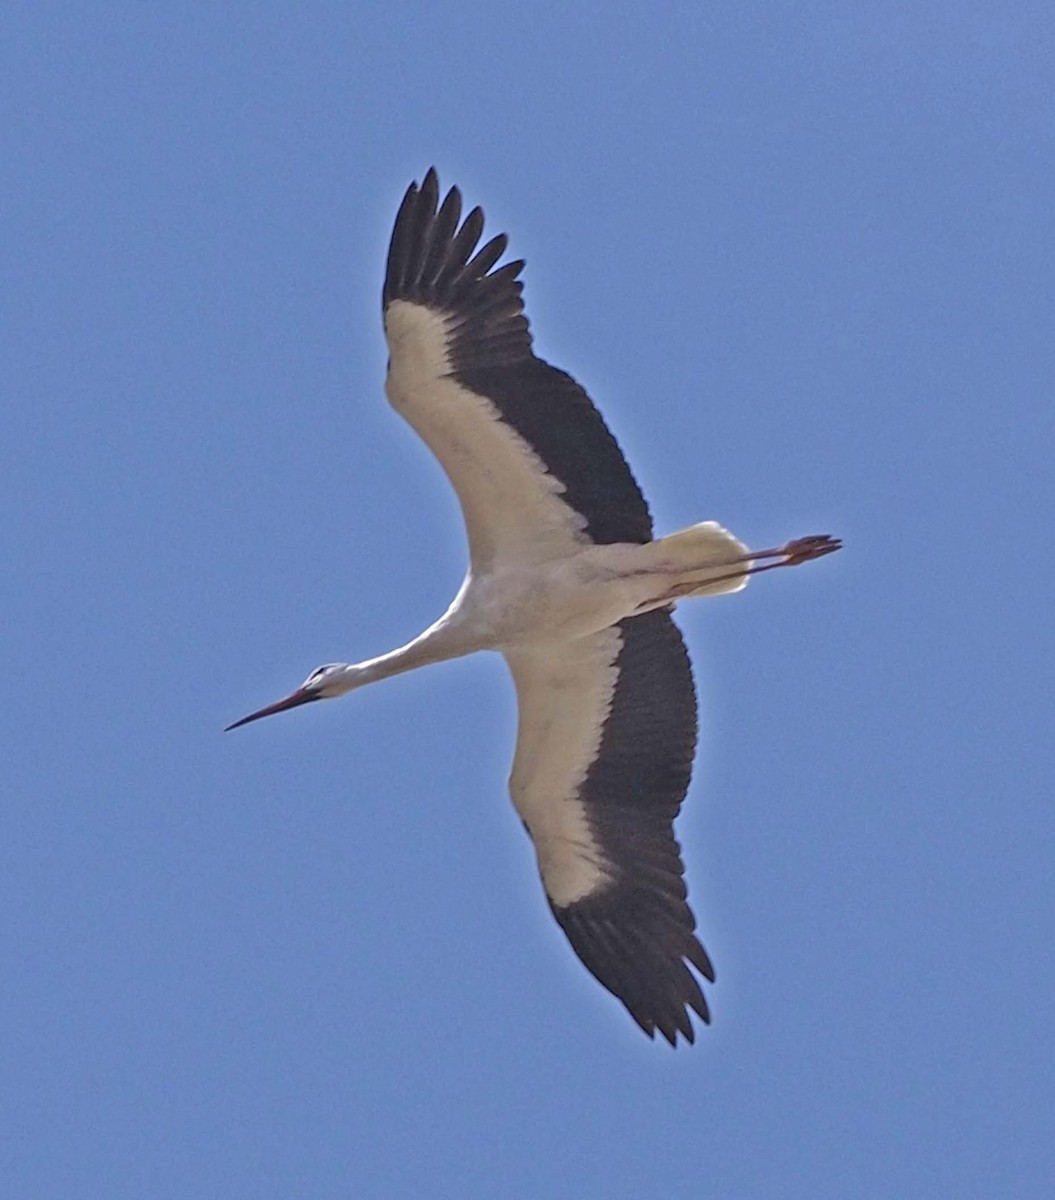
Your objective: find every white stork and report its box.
[228,169,840,1045]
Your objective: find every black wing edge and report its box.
[383,168,653,546]
[383,167,531,369]
[550,609,713,1046]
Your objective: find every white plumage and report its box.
[228,170,840,1045]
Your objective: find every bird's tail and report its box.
[647,521,752,598]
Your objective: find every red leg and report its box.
[648,534,841,604]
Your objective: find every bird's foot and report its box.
[731,533,843,578]
[777,534,842,566]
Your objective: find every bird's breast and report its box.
[453,550,655,650]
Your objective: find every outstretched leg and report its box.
[644,533,841,606]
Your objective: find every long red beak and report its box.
[225,687,320,731]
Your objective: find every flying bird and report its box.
[228,169,840,1045]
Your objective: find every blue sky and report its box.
[5,3,1053,1196]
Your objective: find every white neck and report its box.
[329,598,481,696]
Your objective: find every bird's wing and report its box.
[503,608,713,1045]
[383,169,653,571]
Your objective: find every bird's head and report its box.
[225,663,355,731]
